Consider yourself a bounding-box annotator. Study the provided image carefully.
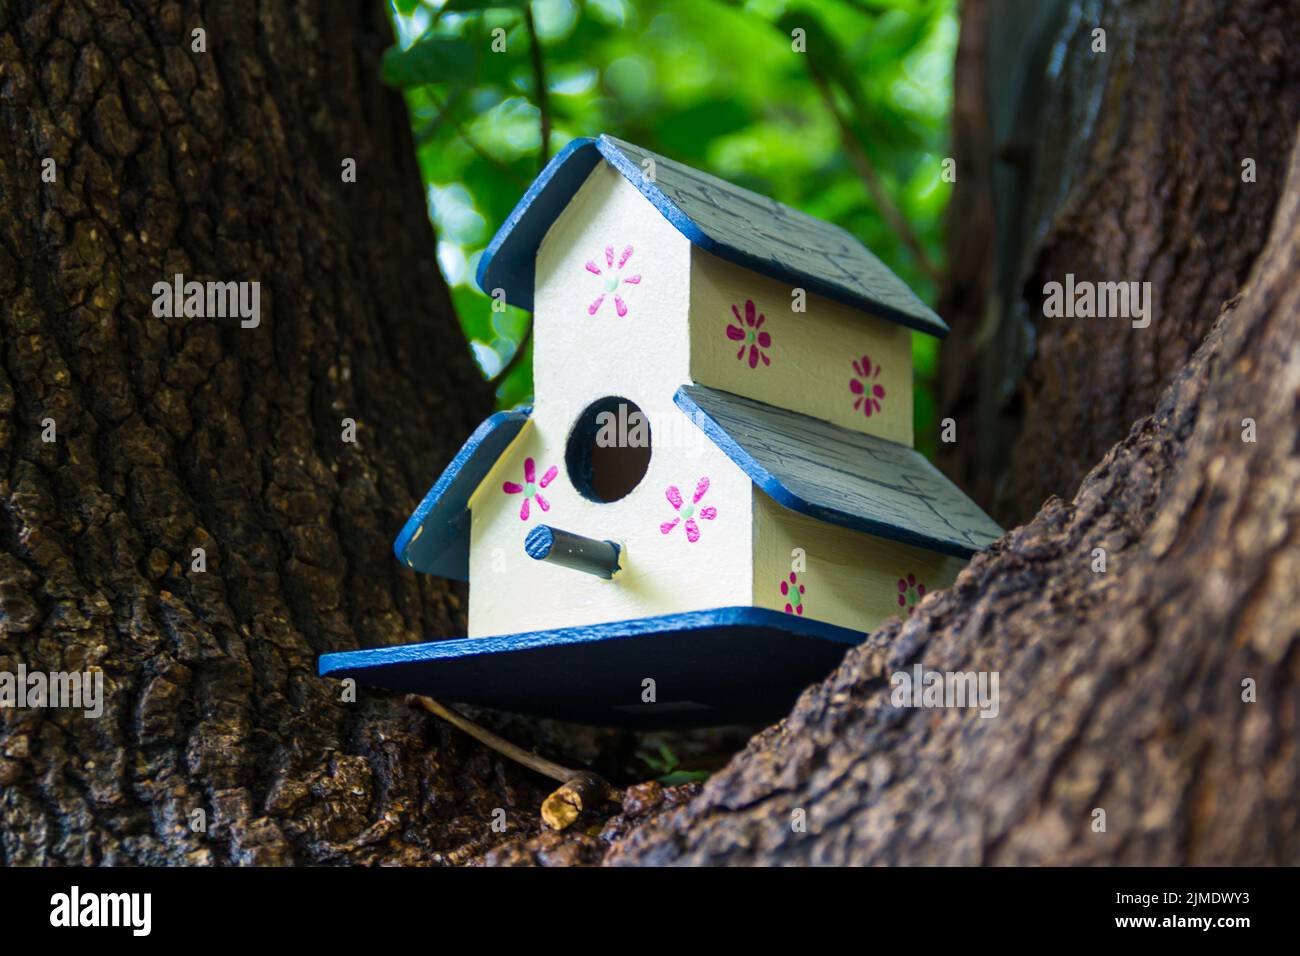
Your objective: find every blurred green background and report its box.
[387,0,956,457]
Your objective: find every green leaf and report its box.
[382,36,477,88]
[858,5,938,68]
[452,286,494,345]
[493,335,534,409]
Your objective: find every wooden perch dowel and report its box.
[524,524,623,580]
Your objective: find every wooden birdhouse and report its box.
[320,135,1002,727]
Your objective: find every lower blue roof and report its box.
[675,385,1003,559]
[395,387,1001,584]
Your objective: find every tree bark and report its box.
[937,0,1300,524]
[0,0,570,865]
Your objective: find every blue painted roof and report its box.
[675,385,1003,559]
[393,407,530,580]
[319,606,864,728]
[476,134,948,338]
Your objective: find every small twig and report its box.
[408,694,620,829]
[808,65,943,286]
[409,693,570,781]
[414,83,466,143]
[524,3,551,169]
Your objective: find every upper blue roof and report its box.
[476,134,948,338]
[675,385,1003,558]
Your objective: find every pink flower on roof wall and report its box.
[585,244,641,317]
[850,354,887,417]
[502,457,557,521]
[726,299,772,368]
[897,573,926,616]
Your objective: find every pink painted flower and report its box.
[780,572,805,615]
[660,477,716,543]
[502,457,557,521]
[850,354,886,417]
[897,573,926,616]
[726,299,772,368]
[585,244,641,317]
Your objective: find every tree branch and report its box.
[807,65,943,286]
[524,4,551,169]
[421,90,531,189]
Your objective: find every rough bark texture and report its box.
[937,0,1300,524]
[0,0,576,865]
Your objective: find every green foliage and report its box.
[638,742,711,785]
[387,0,956,449]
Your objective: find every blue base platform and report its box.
[318,607,866,728]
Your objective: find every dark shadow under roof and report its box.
[476,134,948,338]
[675,385,1003,558]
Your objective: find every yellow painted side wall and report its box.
[751,490,966,633]
[688,247,915,447]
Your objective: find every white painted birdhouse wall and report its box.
[465,161,754,638]
[689,248,915,447]
[751,491,966,632]
[533,160,690,406]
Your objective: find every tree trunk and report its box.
[593,0,1300,866]
[0,0,565,865]
[937,0,1300,524]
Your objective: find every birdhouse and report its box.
[320,135,1002,727]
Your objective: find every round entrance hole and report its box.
[565,396,652,503]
